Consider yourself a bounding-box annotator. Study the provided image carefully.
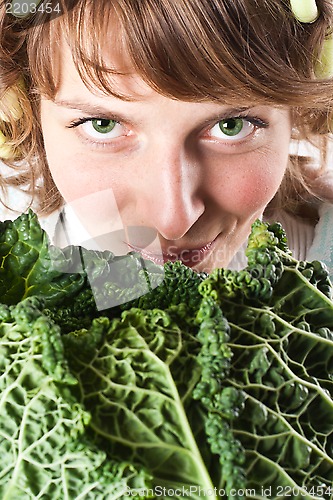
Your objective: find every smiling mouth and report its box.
[127,239,216,268]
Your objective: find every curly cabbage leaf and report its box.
[200,220,333,498]
[0,211,86,306]
[61,298,245,499]
[0,213,332,500]
[0,297,152,499]
[0,210,163,312]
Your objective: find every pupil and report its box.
[220,118,243,136]
[98,119,110,127]
[226,119,236,129]
[92,119,115,134]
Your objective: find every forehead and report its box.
[45,32,263,114]
[55,41,273,125]
[31,0,278,105]
[55,39,138,97]
[28,0,315,110]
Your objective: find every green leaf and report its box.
[201,220,333,497]
[0,211,86,306]
[0,298,153,499]
[1,212,333,499]
[63,307,220,498]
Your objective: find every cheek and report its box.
[50,158,94,202]
[41,109,104,203]
[41,122,77,201]
[43,136,106,203]
[241,167,284,208]
[213,151,288,214]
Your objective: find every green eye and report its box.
[92,119,117,134]
[219,118,244,136]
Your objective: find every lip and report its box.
[127,237,218,268]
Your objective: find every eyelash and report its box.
[68,117,114,128]
[239,116,268,128]
[67,117,124,148]
[67,114,269,146]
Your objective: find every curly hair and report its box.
[0,0,333,215]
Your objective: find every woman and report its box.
[0,0,333,275]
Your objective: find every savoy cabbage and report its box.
[0,211,332,499]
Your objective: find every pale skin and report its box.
[40,44,292,273]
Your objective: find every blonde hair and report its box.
[0,0,333,214]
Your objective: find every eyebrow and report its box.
[200,107,254,125]
[53,98,256,123]
[53,98,120,118]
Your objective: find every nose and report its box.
[137,139,205,240]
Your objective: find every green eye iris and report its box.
[92,119,116,134]
[219,118,244,136]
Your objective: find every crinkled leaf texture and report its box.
[64,310,205,494]
[200,221,333,498]
[62,302,242,499]
[0,213,333,500]
[0,210,163,314]
[0,297,152,499]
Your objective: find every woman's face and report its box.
[40,45,292,273]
